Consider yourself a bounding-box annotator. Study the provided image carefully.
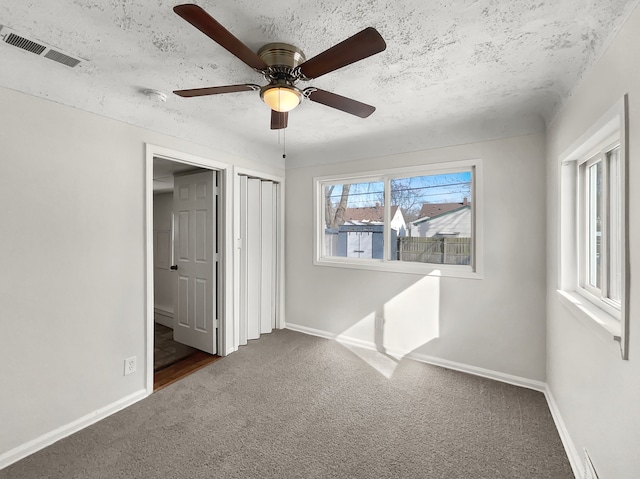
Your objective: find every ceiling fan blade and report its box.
[270,110,288,129]
[173,84,259,97]
[299,27,386,79]
[173,4,268,71]
[305,88,376,118]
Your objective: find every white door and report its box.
[238,176,279,344]
[245,178,262,340]
[172,171,217,354]
[347,231,373,258]
[238,175,249,346]
[271,183,279,330]
[260,180,274,335]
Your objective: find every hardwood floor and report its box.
[154,322,197,371]
[154,350,220,391]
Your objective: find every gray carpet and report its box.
[1,329,573,478]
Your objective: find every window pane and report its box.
[588,161,602,289]
[323,181,385,259]
[608,147,622,304]
[395,172,472,264]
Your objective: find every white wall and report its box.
[545,5,640,479]
[153,192,174,316]
[0,86,283,463]
[286,133,547,382]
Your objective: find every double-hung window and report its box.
[314,159,482,278]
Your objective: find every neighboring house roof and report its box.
[413,205,470,225]
[415,200,470,221]
[341,220,383,226]
[343,205,399,222]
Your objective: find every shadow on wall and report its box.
[335,274,442,378]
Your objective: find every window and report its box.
[323,179,385,259]
[578,143,621,316]
[557,95,628,359]
[315,159,482,278]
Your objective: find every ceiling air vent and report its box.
[44,49,81,68]
[5,32,46,55]
[0,25,83,68]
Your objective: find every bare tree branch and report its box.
[324,185,335,228]
[331,184,351,229]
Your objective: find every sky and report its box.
[325,171,472,211]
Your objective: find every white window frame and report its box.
[577,140,621,318]
[313,159,483,279]
[557,96,629,359]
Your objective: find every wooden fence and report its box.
[397,237,471,265]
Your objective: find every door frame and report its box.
[145,144,233,394]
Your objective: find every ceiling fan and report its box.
[172,4,387,130]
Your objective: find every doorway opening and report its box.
[147,151,226,392]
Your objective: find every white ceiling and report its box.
[153,157,203,192]
[1,1,637,168]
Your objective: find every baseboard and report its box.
[544,386,582,478]
[406,350,546,392]
[285,323,546,392]
[0,389,148,470]
[154,307,173,328]
[286,323,340,340]
[154,306,173,315]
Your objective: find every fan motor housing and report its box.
[258,43,306,69]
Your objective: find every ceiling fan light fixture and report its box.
[261,85,301,112]
[172,4,387,129]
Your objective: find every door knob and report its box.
[170,265,178,270]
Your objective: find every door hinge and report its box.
[214,319,219,328]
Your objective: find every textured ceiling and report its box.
[0,0,637,168]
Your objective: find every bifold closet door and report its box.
[246,178,262,340]
[238,176,279,344]
[239,175,249,346]
[260,181,274,334]
[271,183,279,329]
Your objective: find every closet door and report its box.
[238,175,249,346]
[260,181,274,334]
[271,183,279,329]
[246,178,262,340]
[238,176,280,343]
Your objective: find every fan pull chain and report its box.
[276,126,286,158]
[277,88,286,158]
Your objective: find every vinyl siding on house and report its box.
[413,206,471,238]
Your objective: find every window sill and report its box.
[315,257,483,279]
[556,290,621,342]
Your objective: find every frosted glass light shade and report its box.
[261,86,301,112]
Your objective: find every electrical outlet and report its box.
[124,356,136,376]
